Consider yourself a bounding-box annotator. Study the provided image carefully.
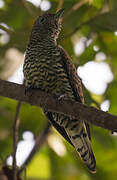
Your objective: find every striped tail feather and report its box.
[65,121,96,173]
[51,112,96,173]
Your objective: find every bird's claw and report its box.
[24,87,33,96]
[58,94,68,102]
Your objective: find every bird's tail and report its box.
[65,120,96,173]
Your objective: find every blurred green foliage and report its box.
[0,0,117,179]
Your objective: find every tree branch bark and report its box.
[0,24,14,35]
[0,79,117,132]
[12,101,21,180]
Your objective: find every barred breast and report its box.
[23,46,74,99]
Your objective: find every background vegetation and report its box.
[0,0,117,179]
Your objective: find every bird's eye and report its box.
[39,16,46,23]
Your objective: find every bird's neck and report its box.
[39,37,57,47]
[29,31,58,48]
[29,38,57,51]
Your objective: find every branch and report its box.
[0,24,26,37]
[21,0,37,18]
[12,101,21,180]
[0,80,117,132]
[64,0,88,18]
[18,123,51,175]
[0,24,14,35]
[64,21,89,38]
[64,10,110,38]
[56,0,64,12]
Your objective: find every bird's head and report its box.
[30,9,64,42]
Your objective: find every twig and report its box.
[0,24,14,35]
[64,13,99,38]
[64,0,88,18]
[18,123,51,175]
[64,8,114,38]
[64,20,89,38]
[56,0,64,12]
[12,101,22,180]
[71,0,88,11]
[63,0,90,38]
[21,0,37,17]
[0,80,117,133]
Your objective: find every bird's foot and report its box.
[24,86,34,96]
[58,94,68,102]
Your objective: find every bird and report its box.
[23,9,96,173]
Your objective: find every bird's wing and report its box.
[58,45,91,141]
[45,111,74,146]
[45,45,90,145]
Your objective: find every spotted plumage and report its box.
[23,9,96,173]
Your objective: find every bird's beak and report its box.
[55,8,64,19]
